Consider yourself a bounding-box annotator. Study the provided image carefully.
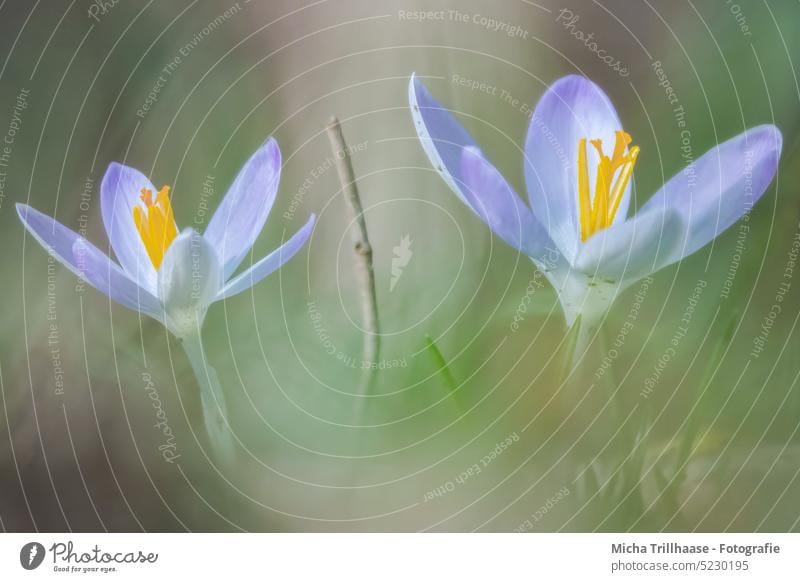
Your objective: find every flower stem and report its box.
[558,314,583,383]
[181,329,235,462]
[571,311,601,370]
[597,324,648,529]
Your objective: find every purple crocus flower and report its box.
[17,138,314,338]
[410,74,781,336]
[17,138,314,458]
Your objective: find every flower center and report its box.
[132,185,178,269]
[577,130,640,242]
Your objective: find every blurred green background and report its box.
[1,0,799,532]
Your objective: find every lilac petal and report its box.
[17,204,163,320]
[460,147,553,258]
[641,125,782,259]
[408,75,482,209]
[574,208,684,282]
[204,138,282,281]
[100,162,159,293]
[216,214,315,301]
[524,75,627,261]
[73,239,164,322]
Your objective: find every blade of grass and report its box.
[425,334,460,407]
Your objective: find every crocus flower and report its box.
[409,74,781,340]
[17,138,315,458]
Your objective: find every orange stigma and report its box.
[132,185,178,269]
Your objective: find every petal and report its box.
[100,162,159,293]
[460,147,554,259]
[157,229,221,337]
[216,214,315,301]
[408,74,481,208]
[17,204,162,319]
[641,125,782,258]
[204,138,282,280]
[72,239,164,322]
[574,208,684,283]
[524,75,627,261]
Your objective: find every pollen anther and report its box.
[577,130,639,242]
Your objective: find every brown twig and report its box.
[326,116,380,395]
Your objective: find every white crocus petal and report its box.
[410,76,563,265]
[204,138,281,281]
[17,203,163,322]
[157,229,221,338]
[574,208,684,283]
[524,75,627,262]
[545,208,683,340]
[100,162,159,293]
[409,74,482,209]
[640,125,782,260]
[216,214,315,301]
[73,239,165,324]
[459,146,554,260]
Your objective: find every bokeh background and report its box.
[1,0,799,532]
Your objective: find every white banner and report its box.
[0,533,798,580]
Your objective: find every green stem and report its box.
[181,330,235,462]
[599,324,648,528]
[559,314,584,382]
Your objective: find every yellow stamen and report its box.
[132,185,177,269]
[577,131,639,241]
[577,138,592,242]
